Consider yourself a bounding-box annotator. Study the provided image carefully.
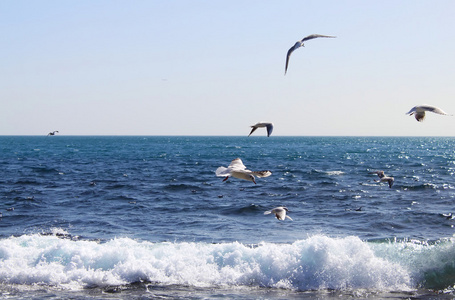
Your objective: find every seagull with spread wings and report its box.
[264,207,293,221]
[248,122,274,137]
[285,34,336,75]
[370,171,394,188]
[215,158,271,184]
[406,105,451,122]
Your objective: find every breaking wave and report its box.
[2,233,455,292]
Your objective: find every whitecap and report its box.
[0,234,418,292]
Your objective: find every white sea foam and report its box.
[325,170,345,176]
[1,234,454,292]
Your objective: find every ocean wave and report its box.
[401,183,438,191]
[163,183,204,192]
[28,166,61,174]
[319,170,345,176]
[220,204,261,215]
[310,169,345,176]
[3,234,454,292]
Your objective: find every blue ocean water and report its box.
[1,136,455,299]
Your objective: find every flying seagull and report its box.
[285,34,336,75]
[47,131,59,136]
[215,158,272,184]
[370,171,394,188]
[248,122,274,137]
[406,105,451,122]
[264,207,293,221]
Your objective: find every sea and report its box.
[1,135,455,299]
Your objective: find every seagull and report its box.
[264,207,293,221]
[406,105,451,122]
[285,34,336,75]
[370,171,394,188]
[248,122,274,137]
[215,158,272,184]
[442,213,454,220]
[47,131,59,136]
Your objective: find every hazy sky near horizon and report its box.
[1,0,455,136]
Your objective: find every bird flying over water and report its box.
[406,105,451,122]
[47,131,59,136]
[264,207,293,221]
[248,122,274,137]
[215,158,271,184]
[285,34,336,75]
[370,171,394,188]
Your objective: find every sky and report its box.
[1,0,455,136]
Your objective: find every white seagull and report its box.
[248,122,274,137]
[406,105,451,122]
[370,171,394,188]
[264,207,293,221]
[47,131,59,136]
[215,158,272,184]
[285,34,336,75]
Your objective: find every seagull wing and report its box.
[285,45,298,75]
[405,106,417,115]
[248,126,258,137]
[228,158,247,171]
[250,170,272,178]
[215,166,230,177]
[421,105,449,115]
[300,34,337,42]
[265,123,273,137]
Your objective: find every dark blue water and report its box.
[1,136,455,299]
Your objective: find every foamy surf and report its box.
[2,233,453,293]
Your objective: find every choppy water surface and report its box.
[1,136,455,299]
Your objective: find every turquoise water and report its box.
[1,136,455,298]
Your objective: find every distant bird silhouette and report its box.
[264,207,293,221]
[215,158,272,184]
[47,131,59,136]
[285,34,336,75]
[370,171,394,188]
[248,122,274,137]
[406,105,451,122]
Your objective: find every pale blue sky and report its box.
[1,0,454,136]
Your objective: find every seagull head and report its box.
[249,175,256,184]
